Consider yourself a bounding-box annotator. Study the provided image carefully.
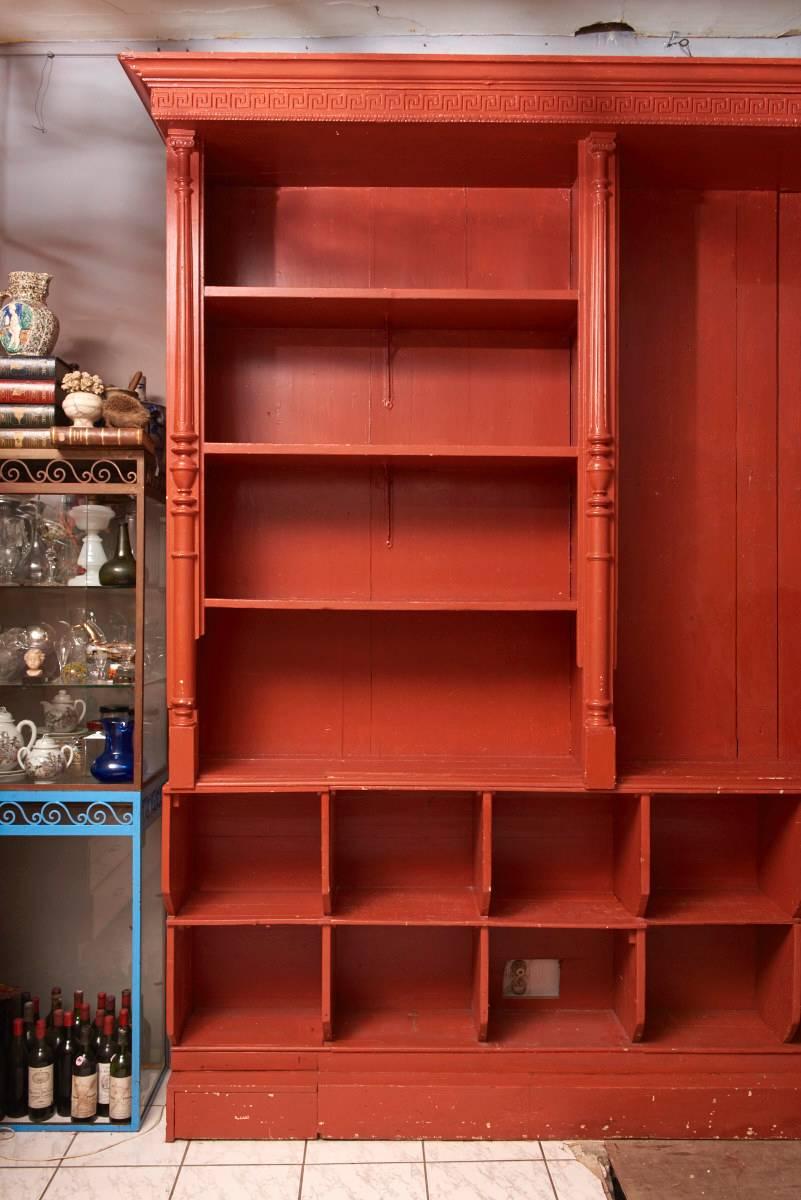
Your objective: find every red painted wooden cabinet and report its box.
[122,53,801,1140]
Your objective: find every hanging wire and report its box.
[32,51,55,133]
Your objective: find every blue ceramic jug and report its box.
[90,705,134,784]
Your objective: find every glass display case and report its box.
[0,447,167,1130]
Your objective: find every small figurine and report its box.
[24,646,46,678]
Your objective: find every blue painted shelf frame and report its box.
[0,774,167,1132]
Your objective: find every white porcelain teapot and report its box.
[18,732,74,784]
[41,689,86,733]
[0,705,36,772]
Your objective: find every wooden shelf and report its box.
[620,762,801,793]
[490,1010,631,1049]
[333,1009,478,1048]
[178,1007,323,1049]
[195,756,584,792]
[205,286,578,332]
[647,889,793,925]
[645,1010,784,1050]
[204,443,578,462]
[204,598,577,612]
[170,889,322,924]
[333,887,480,924]
[491,891,643,928]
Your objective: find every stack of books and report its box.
[0,356,72,448]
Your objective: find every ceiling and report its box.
[5,1,801,46]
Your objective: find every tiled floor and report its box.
[0,1076,608,1200]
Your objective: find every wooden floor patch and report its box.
[607,1141,801,1200]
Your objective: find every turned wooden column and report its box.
[579,132,617,789]
[166,127,203,787]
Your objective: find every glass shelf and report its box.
[0,681,135,688]
[0,585,135,592]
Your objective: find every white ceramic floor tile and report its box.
[425,1139,543,1162]
[541,1141,578,1161]
[301,1162,427,1199]
[186,1139,304,1165]
[0,1166,55,1200]
[64,1106,184,1167]
[46,1165,178,1200]
[174,1164,302,1200]
[305,1139,423,1164]
[0,1129,74,1165]
[427,1159,556,1200]
[549,1160,608,1200]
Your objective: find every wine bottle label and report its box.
[71,1071,98,1118]
[98,1063,111,1104]
[109,1073,132,1120]
[28,1064,54,1108]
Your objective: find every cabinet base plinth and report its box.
[166,1063,801,1142]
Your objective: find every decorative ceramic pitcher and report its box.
[40,690,86,734]
[0,272,59,356]
[18,732,74,784]
[0,705,36,772]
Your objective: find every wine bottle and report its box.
[22,1000,35,1053]
[96,992,107,1018]
[27,1019,55,1122]
[71,1024,97,1124]
[109,1009,132,1124]
[56,1010,75,1117]
[75,1002,91,1042]
[72,988,84,1014]
[32,996,40,1021]
[105,994,116,1031]
[6,1017,27,1118]
[92,1007,105,1056]
[96,1014,117,1118]
[47,1007,65,1057]
[121,989,131,1023]
[46,987,63,1028]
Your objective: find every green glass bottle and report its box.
[99,520,136,587]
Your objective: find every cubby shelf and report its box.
[490,1010,632,1049]
[646,890,793,925]
[177,1008,324,1049]
[204,286,578,332]
[333,1010,478,1048]
[490,894,644,928]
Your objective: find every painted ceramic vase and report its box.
[0,272,59,357]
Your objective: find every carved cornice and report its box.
[120,55,801,128]
[149,87,801,126]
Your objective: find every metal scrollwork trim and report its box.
[0,459,138,486]
[0,798,134,828]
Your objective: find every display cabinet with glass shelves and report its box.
[0,446,166,1131]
